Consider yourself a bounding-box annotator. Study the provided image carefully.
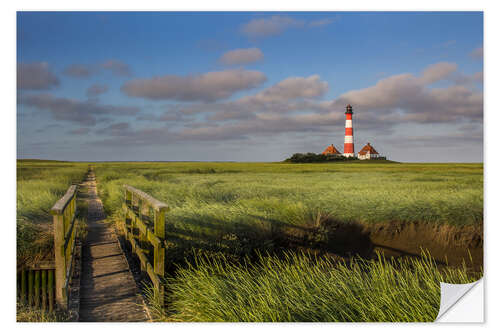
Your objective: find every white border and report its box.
[3,1,498,331]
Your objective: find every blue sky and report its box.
[17,12,483,162]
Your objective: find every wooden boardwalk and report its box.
[79,176,149,322]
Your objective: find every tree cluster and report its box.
[284,153,358,163]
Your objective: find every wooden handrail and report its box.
[123,185,168,211]
[50,185,77,215]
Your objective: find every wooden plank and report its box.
[146,262,159,287]
[26,261,56,270]
[123,185,168,211]
[41,270,47,311]
[48,270,54,312]
[136,246,148,272]
[34,270,40,308]
[50,185,77,215]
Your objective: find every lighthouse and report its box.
[343,104,354,157]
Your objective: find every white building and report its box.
[357,143,381,160]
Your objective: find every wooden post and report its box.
[28,270,34,306]
[154,208,166,277]
[125,189,132,238]
[126,188,132,206]
[41,270,47,311]
[21,270,26,303]
[137,199,147,271]
[154,207,166,306]
[48,270,54,312]
[34,270,40,308]
[53,213,67,309]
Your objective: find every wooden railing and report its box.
[50,184,78,310]
[122,185,168,304]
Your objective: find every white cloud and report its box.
[219,48,264,65]
[241,16,304,38]
[20,93,139,126]
[308,17,339,27]
[419,62,457,84]
[121,69,267,102]
[338,62,482,123]
[470,47,483,59]
[242,74,329,104]
[17,62,60,90]
[64,64,94,78]
[86,84,109,97]
[100,59,132,76]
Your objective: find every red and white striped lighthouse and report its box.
[343,104,354,157]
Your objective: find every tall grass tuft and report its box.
[157,251,478,322]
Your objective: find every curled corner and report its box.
[435,279,484,322]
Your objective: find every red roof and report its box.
[322,144,341,155]
[358,143,379,155]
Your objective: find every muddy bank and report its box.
[365,222,483,271]
[277,219,483,272]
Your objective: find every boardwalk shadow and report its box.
[123,211,376,276]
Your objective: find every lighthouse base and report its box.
[342,153,354,157]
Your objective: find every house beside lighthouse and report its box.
[322,144,341,156]
[357,143,382,160]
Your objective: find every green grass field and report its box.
[17,160,87,267]
[16,160,483,322]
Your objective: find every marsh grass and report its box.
[150,251,479,322]
[17,161,87,267]
[96,162,483,229]
[16,302,68,322]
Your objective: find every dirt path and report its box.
[79,173,150,322]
